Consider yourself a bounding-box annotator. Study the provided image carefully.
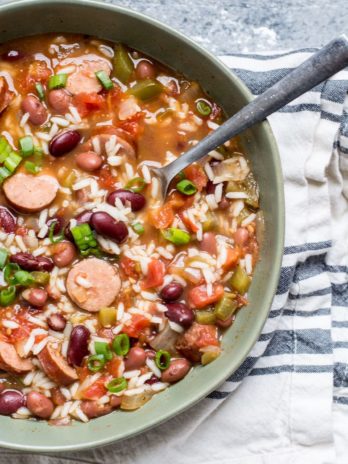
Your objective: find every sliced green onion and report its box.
[127,79,163,101]
[0,249,8,269]
[112,334,130,356]
[161,228,191,245]
[106,377,127,393]
[0,136,9,154]
[176,179,197,196]
[13,270,35,286]
[31,271,50,285]
[95,341,113,361]
[155,350,171,370]
[0,286,16,306]
[95,70,113,90]
[48,220,64,244]
[87,354,106,372]
[0,166,11,184]
[196,99,212,117]
[71,223,98,254]
[19,136,34,157]
[24,161,41,175]
[35,82,45,101]
[125,177,146,193]
[132,223,144,235]
[4,152,22,173]
[48,74,68,90]
[4,263,20,285]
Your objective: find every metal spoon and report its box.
[153,35,348,198]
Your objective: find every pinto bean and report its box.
[22,288,48,307]
[51,241,76,268]
[26,391,54,419]
[67,325,90,367]
[135,60,156,80]
[124,347,146,370]
[161,359,191,383]
[0,390,24,415]
[50,387,66,406]
[110,395,122,408]
[234,227,249,247]
[10,252,54,272]
[21,95,47,125]
[75,151,103,172]
[47,313,66,332]
[48,89,72,113]
[80,400,112,419]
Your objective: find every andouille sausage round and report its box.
[0,341,33,374]
[38,342,78,386]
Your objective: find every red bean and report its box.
[1,50,25,61]
[76,151,103,172]
[234,227,249,247]
[216,316,234,329]
[135,60,156,80]
[46,216,65,236]
[10,252,54,272]
[145,374,160,385]
[90,212,128,243]
[49,130,81,157]
[47,313,66,332]
[67,325,90,366]
[161,359,191,383]
[160,282,183,302]
[124,347,147,370]
[166,303,194,328]
[26,391,54,419]
[107,189,146,212]
[47,89,72,113]
[110,395,122,408]
[80,401,112,419]
[21,95,47,126]
[51,241,76,268]
[0,207,16,233]
[22,288,48,307]
[0,390,24,415]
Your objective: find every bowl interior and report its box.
[0,0,284,452]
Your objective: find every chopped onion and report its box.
[120,391,153,410]
[212,156,250,183]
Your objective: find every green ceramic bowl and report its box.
[0,0,284,452]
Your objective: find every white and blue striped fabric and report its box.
[2,50,348,464]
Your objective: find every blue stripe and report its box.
[288,287,331,300]
[334,363,348,387]
[284,241,331,255]
[208,390,230,399]
[264,329,332,357]
[334,396,348,405]
[249,364,332,376]
[332,321,348,328]
[332,283,348,307]
[268,307,330,319]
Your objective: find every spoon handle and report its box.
[163,35,348,181]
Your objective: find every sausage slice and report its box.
[91,133,135,159]
[66,258,121,312]
[0,341,33,374]
[3,173,59,212]
[0,77,13,115]
[38,342,78,386]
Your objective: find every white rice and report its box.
[241,213,256,227]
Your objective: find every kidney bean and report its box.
[124,347,147,370]
[64,210,93,240]
[1,50,25,61]
[67,325,90,366]
[135,60,156,80]
[90,212,128,243]
[47,313,66,332]
[110,395,122,408]
[80,400,112,419]
[161,359,191,383]
[22,288,48,307]
[145,374,160,385]
[21,95,47,126]
[51,241,76,268]
[166,303,194,328]
[46,216,65,236]
[76,151,103,172]
[49,130,81,157]
[10,252,54,272]
[216,316,234,329]
[26,391,54,419]
[0,390,24,415]
[47,89,72,114]
[107,189,146,212]
[160,282,183,302]
[0,207,16,233]
[234,227,249,247]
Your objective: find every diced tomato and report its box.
[179,212,198,233]
[82,376,108,400]
[15,226,28,236]
[106,357,122,377]
[149,203,174,229]
[194,324,219,348]
[116,111,145,139]
[184,164,208,191]
[120,256,139,279]
[141,259,165,289]
[73,92,106,117]
[21,61,52,91]
[223,247,240,271]
[188,284,224,309]
[97,166,118,191]
[105,86,122,108]
[168,191,195,212]
[122,314,151,338]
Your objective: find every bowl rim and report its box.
[0,0,285,452]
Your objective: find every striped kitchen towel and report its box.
[2,50,348,464]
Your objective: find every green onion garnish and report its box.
[35,83,45,101]
[112,334,130,356]
[4,263,20,285]
[161,228,191,245]
[106,377,127,393]
[48,220,64,243]
[0,286,16,306]
[87,354,106,372]
[24,161,41,175]
[95,341,113,361]
[19,136,34,157]
[13,270,35,286]
[0,249,8,270]
[71,223,99,255]
[0,167,11,184]
[4,152,22,173]
[196,99,212,117]
[132,223,144,235]
[125,177,146,193]
[48,74,68,90]
[176,179,197,196]
[155,350,171,370]
[95,70,113,90]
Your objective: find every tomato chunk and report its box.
[149,203,174,229]
[122,314,151,338]
[141,259,165,289]
[188,284,224,309]
[73,92,106,117]
[184,164,208,191]
[82,376,107,400]
[120,256,139,279]
[223,247,240,271]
